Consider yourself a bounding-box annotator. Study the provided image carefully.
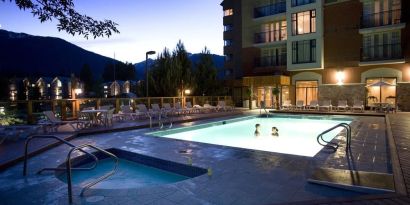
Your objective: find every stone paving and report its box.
[0,112,403,205]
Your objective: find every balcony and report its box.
[254,29,287,44]
[360,43,403,62]
[254,1,286,18]
[255,55,287,67]
[361,9,403,29]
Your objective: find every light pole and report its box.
[145,51,156,97]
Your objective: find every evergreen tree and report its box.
[194,47,218,96]
[79,64,93,95]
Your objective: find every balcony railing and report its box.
[361,9,403,28]
[254,28,287,44]
[292,0,315,7]
[254,1,286,18]
[361,43,403,62]
[255,55,287,67]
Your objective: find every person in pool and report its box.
[272,126,279,136]
[254,124,261,136]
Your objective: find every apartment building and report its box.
[222,0,410,111]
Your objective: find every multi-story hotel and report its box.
[221,0,410,111]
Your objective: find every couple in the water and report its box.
[254,124,279,137]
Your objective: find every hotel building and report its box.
[221,0,410,111]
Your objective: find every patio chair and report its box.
[119,105,140,120]
[43,111,86,132]
[203,103,217,112]
[295,100,305,110]
[352,100,364,112]
[173,102,186,115]
[319,100,332,111]
[136,104,154,118]
[281,100,293,110]
[151,104,162,117]
[306,100,319,111]
[216,101,234,112]
[337,100,349,112]
[184,102,195,114]
[98,108,115,127]
[162,103,175,115]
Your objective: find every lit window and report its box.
[292,10,316,35]
[292,39,316,64]
[224,24,233,31]
[224,40,233,46]
[57,81,62,87]
[224,9,233,16]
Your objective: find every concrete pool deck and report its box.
[0,111,410,204]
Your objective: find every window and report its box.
[296,81,318,105]
[224,9,233,16]
[224,24,233,32]
[362,31,402,61]
[224,40,233,46]
[292,0,315,7]
[292,40,316,64]
[292,10,316,35]
[225,54,233,62]
[257,20,287,43]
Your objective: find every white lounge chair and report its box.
[217,101,234,112]
[295,100,305,110]
[281,100,293,110]
[43,111,85,132]
[203,103,217,112]
[119,105,141,120]
[136,104,153,118]
[352,100,364,112]
[162,103,175,115]
[307,100,319,111]
[319,100,332,111]
[337,100,349,112]
[98,108,115,127]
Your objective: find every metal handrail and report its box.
[23,135,99,176]
[317,123,351,152]
[66,144,119,204]
[158,110,173,129]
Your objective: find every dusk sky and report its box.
[0,0,223,63]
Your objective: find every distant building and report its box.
[102,80,137,98]
[9,75,83,100]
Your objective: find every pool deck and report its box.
[0,110,410,204]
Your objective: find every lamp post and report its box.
[145,51,156,97]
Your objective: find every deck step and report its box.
[308,167,394,194]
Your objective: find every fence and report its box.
[0,96,233,124]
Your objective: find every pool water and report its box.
[152,116,352,157]
[57,159,190,189]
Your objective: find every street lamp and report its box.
[145,51,156,97]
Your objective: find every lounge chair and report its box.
[43,111,86,132]
[307,100,319,111]
[151,104,163,117]
[136,104,154,118]
[173,102,186,115]
[98,108,115,127]
[281,100,293,110]
[119,105,140,120]
[337,100,349,112]
[162,103,175,115]
[319,100,332,111]
[184,102,195,114]
[295,100,305,110]
[216,101,234,112]
[352,100,364,112]
[203,103,217,112]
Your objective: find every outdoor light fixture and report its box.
[0,107,5,115]
[145,50,156,97]
[184,89,191,95]
[336,71,345,86]
[74,88,82,95]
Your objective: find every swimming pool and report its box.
[151,115,352,157]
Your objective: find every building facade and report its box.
[222,0,410,111]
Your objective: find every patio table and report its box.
[80,109,108,126]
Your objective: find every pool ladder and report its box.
[149,110,173,130]
[317,123,351,152]
[23,135,119,204]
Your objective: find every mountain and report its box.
[0,29,120,78]
[134,53,225,80]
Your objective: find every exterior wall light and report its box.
[184,89,191,95]
[336,71,345,86]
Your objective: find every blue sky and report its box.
[0,0,223,63]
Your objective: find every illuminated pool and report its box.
[150,115,352,157]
